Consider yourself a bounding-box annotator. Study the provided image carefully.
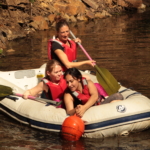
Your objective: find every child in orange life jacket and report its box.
[23,60,67,108]
[48,15,95,71]
[64,68,123,117]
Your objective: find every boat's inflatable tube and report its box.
[0,67,150,138]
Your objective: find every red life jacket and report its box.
[47,38,77,70]
[42,76,67,100]
[72,77,101,105]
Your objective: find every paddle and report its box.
[0,84,62,106]
[69,31,120,95]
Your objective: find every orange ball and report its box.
[61,115,85,141]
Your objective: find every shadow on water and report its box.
[0,9,150,149]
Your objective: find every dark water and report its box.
[1,9,150,149]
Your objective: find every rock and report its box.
[77,14,88,21]
[30,22,39,30]
[90,7,95,12]
[6,49,15,53]
[0,22,26,40]
[54,0,86,16]
[53,2,66,13]
[63,14,70,22]
[66,0,86,15]
[51,22,56,27]
[95,10,111,19]
[95,12,105,19]
[86,9,95,19]
[101,10,112,17]
[0,0,144,43]
[137,3,146,9]
[1,0,30,25]
[30,16,49,30]
[6,49,15,55]
[5,0,29,5]
[0,41,6,49]
[0,32,7,44]
[47,14,56,24]
[40,2,50,8]
[65,4,79,16]
[82,0,98,10]
[105,0,113,5]
[59,13,77,22]
[39,0,53,2]
[69,16,77,22]
[40,2,57,13]
[117,0,143,9]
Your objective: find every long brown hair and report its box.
[54,15,69,32]
[45,59,62,79]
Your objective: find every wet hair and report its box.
[54,15,69,32]
[64,68,82,81]
[45,59,62,78]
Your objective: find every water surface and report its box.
[0,9,150,150]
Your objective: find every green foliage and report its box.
[0,48,3,54]
[29,0,35,3]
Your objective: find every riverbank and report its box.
[0,0,150,51]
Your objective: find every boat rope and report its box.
[118,87,134,93]
[118,87,142,99]
[125,92,141,99]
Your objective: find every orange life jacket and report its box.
[72,77,101,105]
[47,38,77,71]
[42,76,67,100]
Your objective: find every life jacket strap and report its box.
[42,78,49,84]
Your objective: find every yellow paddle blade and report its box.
[95,65,120,96]
[0,85,13,97]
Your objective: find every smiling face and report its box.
[47,65,63,83]
[65,74,81,92]
[57,25,70,43]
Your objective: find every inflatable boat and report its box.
[0,64,150,138]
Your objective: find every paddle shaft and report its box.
[13,92,58,105]
[70,30,95,64]
[69,30,120,95]
[0,84,61,106]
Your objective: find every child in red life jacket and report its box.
[64,68,123,117]
[23,60,67,108]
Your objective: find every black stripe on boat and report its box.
[1,103,150,132]
[0,104,61,131]
[85,112,150,132]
